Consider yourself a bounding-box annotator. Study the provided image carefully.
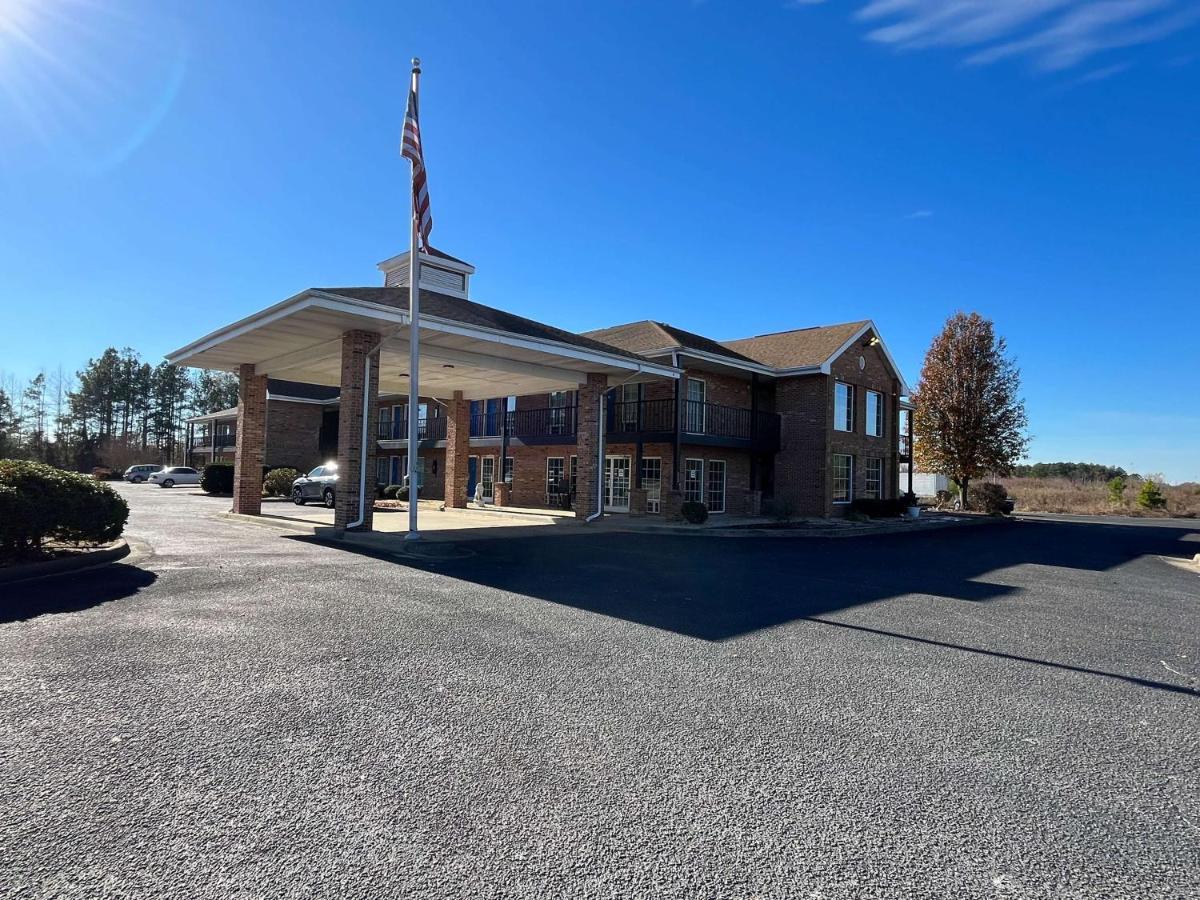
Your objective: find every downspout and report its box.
[586,388,606,523]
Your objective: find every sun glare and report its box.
[0,0,188,173]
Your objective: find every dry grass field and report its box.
[1001,477,1200,518]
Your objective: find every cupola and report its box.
[377,248,475,300]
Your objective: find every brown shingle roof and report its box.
[720,321,870,369]
[582,321,761,365]
[316,287,648,363]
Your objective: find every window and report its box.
[618,383,639,431]
[832,454,854,503]
[864,457,883,500]
[684,458,704,503]
[376,457,389,485]
[503,456,513,484]
[481,456,496,499]
[706,459,726,513]
[834,383,855,432]
[866,390,884,437]
[641,457,662,514]
[898,409,911,457]
[549,391,571,434]
[569,455,578,494]
[684,379,706,433]
[546,457,565,502]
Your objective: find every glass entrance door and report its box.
[604,455,631,512]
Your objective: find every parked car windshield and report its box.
[308,467,323,477]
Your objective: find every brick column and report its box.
[444,390,470,509]
[233,363,267,515]
[574,373,607,519]
[334,330,380,530]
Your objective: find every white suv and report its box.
[124,464,163,483]
[148,466,201,488]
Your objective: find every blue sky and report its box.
[1,0,1197,481]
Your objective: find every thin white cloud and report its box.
[799,0,1200,72]
[904,209,934,219]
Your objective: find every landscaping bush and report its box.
[382,484,408,500]
[201,463,234,495]
[762,497,796,523]
[263,467,300,497]
[680,501,709,524]
[968,482,1009,514]
[1107,476,1126,506]
[850,497,908,518]
[0,460,129,558]
[1137,478,1166,510]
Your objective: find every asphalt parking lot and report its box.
[1,483,1197,899]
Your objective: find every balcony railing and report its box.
[509,405,578,441]
[610,398,780,449]
[377,416,447,442]
[191,432,236,449]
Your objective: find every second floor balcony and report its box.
[374,398,781,452]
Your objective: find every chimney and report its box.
[377,249,475,300]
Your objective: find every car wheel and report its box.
[133,476,144,483]
[323,488,335,509]
[162,479,175,488]
[293,487,306,506]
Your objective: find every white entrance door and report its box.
[604,455,631,512]
[685,378,706,434]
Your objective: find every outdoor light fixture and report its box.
[442,363,455,368]
[864,335,880,347]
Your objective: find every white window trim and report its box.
[865,456,883,500]
[683,457,705,504]
[706,459,727,514]
[546,456,565,498]
[832,453,854,504]
[866,390,884,438]
[834,383,855,433]
[684,378,706,434]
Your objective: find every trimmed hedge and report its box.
[680,501,709,524]
[382,484,408,500]
[201,463,234,495]
[263,467,300,497]
[0,459,129,557]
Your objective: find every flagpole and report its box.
[404,57,422,542]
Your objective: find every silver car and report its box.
[124,464,163,483]
[292,463,338,508]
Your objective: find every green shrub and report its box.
[263,467,300,497]
[1107,476,1126,505]
[0,459,129,557]
[680,501,709,524]
[968,482,1009,514]
[201,463,234,495]
[1137,479,1166,510]
[383,483,402,499]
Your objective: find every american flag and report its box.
[402,81,433,250]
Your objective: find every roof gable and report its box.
[582,320,760,365]
[720,321,871,370]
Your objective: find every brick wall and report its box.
[265,400,324,472]
[828,334,900,508]
[334,330,380,530]
[233,364,268,516]
[774,375,831,517]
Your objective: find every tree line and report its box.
[1009,461,1130,482]
[0,348,238,473]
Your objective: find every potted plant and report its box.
[904,492,920,519]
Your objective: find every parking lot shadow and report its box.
[297,517,1199,644]
[0,563,158,623]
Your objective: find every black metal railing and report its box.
[192,431,236,449]
[507,405,578,440]
[469,409,506,438]
[377,416,447,442]
[607,398,780,448]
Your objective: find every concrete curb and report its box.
[217,511,319,534]
[593,514,1013,539]
[0,539,131,585]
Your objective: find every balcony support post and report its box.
[749,373,759,491]
[499,398,510,491]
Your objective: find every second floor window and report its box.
[866,390,883,437]
[834,383,855,432]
